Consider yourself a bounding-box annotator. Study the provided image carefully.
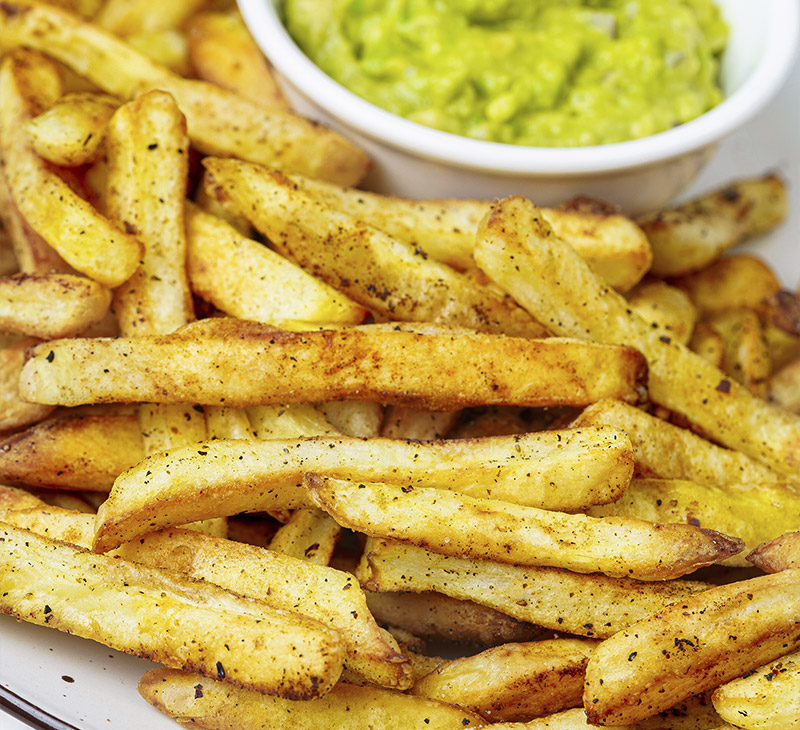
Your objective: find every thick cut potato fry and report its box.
[125,28,191,76]
[96,0,207,35]
[204,160,547,337]
[380,406,459,439]
[570,400,784,486]
[205,406,253,440]
[93,427,634,551]
[712,650,800,730]
[0,1,370,186]
[364,591,543,646]
[637,175,788,277]
[0,273,110,339]
[27,92,118,167]
[357,539,710,640]
[284,175,651,291]
[0,484,47,511]
[186,11,289,110]
[747,531,800,573]
[627,281,697,346]
[770,356,800,413]
[0,522,344,697]
[707,308,771,398]
[268,508,341,566]
[20,319,647,409]
[316,401,383,438]
[246,403,340,439]
[411,638,597,722]
[139,667,484,730]
[0,413,143,490]
[0,51,144,287]
[1,337,55,432]
[588,478,800,568]
[306,476,742,580]
[475,196,800,475]
[583,569,800,725]
[689,322,725,368]
[185,203,366,325]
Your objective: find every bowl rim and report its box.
[239,0,799,176]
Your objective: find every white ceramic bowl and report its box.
[239,0,798,214]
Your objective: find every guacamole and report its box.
[283,0,728,147]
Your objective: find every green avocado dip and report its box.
[282,0,728,147]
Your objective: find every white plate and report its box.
[2,41,799,730]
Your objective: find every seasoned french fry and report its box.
[20,320,647,409]
[380,406,459,439]
[185,203,366,325]
[0,522,344,698]
[638,175,788,277]
[204,160,548,337]
[0,484,47,511]
[0,412,143,490]
[268,507,341,566]
[588,478,800,568]
[1,337,55,432]
[186,11,289,110]
[706,308,771,398]
[205,406,253,440]
[306,475,743,580]
[0,273,110,339]
[689,321,725,368]
[570,400,784,486]
[315,401,383,438]
[27,92,118,167]
[0,0,371,185]
[96,0,209,35]
[139,667,484,729]
[712,650,800,730]
[583,569,800,725]
[410,638,597,723]
[475,196,800,475]
[92,427,634,551]
[770,356,800,413]
[627,281,697,346]
[358,539,710,640]
[747,532,800,573]
[246,403,340,439]
[0,50,144,287]
[125,29,191,76]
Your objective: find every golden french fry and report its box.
[0,50,144,287]
[410,638,597,722]
[0,522,344,698]
[747,532,800,573]
[205,406,253,440]
[246,403,340,439]
[96,0,208,35]
[689,321,725,368]
[268,508,341,566]
[204,159,548,337]
[0,412,143,490]
[583,569,800,725]
[638,175,788,277]
[20,320,647,409]
[186,11,289,110]
[139,667,484,730]
[380,405,459,439]
[588,478,800,568]
[707,308,771,398]
[627,281,697,346]
[570,400,784,486]
[1,337,55,432]
[712,650,800,730]
[475,195,800,475]
[0,273,110,339]
[770,356,800,414]
[125,29,191,75]
[306,475,743,581]
[92,427,634,551]
[185,203,366,325]
[0,1,370,185]
[315,401,383,438]
[27,92,118,167]
[0,484,47,511]
[364,591,543,646]
[357,539,710,640]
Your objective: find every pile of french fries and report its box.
[1,1,800,729]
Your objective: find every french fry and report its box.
[204,160,548,337]
[588,478,800,568]
[410,638,597,723]
[185,203,367,325]
[306,475,743,580]
[27,92,118,167]
[0,273,110,339]
[711,650,800,730]
[637,175,788,277]
[380,405,460,439]
[364,591,543,646]
[770,356,800,413]
[20,319,647,409]
[689,321,725,368]
[0,337,55,432]
[0,50,144,287]
[0,224,17,277]
[571,400,783,486]
[0,0,371,185]
[138,667,484,730]
[706,308,771,398]
[246,403,340,439]
[0,522,345,698]
[474,195,800,475]
[583,569,800,725]
[0,412,143,490]
[96,0,209,35]
[747,532,800,573]
[186,11,289,110]
[125,29,191,76]
[315,401,383,438]
[357,539,710,640]
[268,508,341,566]
[0,484,47,511]
[627,281,697,346]
[92,427,634,551]
[205,406,253,440]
